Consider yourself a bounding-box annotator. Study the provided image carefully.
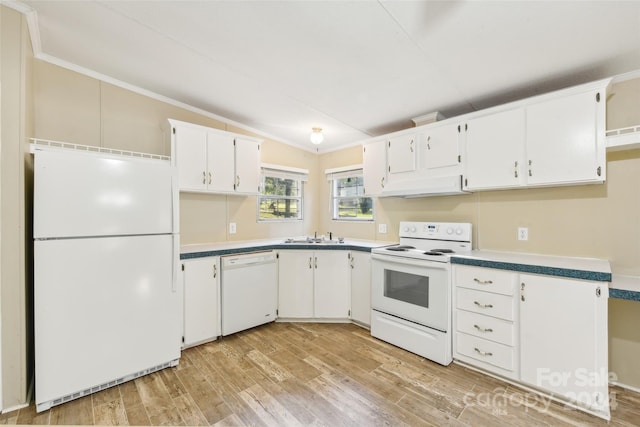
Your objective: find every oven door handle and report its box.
[371,253,449,269]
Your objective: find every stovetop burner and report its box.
[386,245,416,252]
[372,221,472,263]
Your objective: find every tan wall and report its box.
[0,5,32,410]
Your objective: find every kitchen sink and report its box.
[284,238,344,244]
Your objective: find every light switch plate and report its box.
[229,223,237,234]
[378,223,387,234]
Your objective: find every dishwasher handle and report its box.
[222,251,276,269]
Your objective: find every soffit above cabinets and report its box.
[17,1,640,152]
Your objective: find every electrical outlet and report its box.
[378,223,388,234]
[229,222,237,234]
[518,227,528,241]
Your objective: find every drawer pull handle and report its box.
[474,301,493,309]
[473,324,493,333]
[474,347,493,357]
[473,278,493,285]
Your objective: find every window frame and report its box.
[327,167,374,222]
[257,164,307,222]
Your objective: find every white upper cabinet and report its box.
[207,132,235,193]
[234,137,261,195]
[174,125,209,192]
[170,119,262,195]
[387,132,417,175]
[362,139,387,196]
[463,108,526,191]
[421,122,461,171]
[463,79,609,191]
[525,89,606,186]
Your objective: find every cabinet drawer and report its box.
[456,309,515,346]
[456,288,515,321]
[456,332,515,371]
[455,265,516,296]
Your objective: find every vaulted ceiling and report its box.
[17,1,640,152]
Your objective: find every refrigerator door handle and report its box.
[172,235,179,293]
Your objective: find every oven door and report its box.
[371,253,450,331]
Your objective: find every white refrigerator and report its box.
[33,145,181,412]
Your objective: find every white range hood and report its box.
[380,175,469,198]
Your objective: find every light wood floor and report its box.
[3,322,639,426]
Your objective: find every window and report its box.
[258,165,307,221]
[328,167,374,221]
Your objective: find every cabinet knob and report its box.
[202,171,206,184]
[208,172,212,185]
[521,282,526,301]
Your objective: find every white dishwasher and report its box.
[221,251,278,336]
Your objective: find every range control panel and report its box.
[399,221,472,242]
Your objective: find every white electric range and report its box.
[370,221,472,365]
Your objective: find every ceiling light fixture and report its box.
[310,127,323,145]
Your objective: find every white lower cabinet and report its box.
[453,265,610,419]
[181,257,220,348]
[277,250,351,320]
[277,250,315,318]
[520,273,609,418]
[454,265,519,381]
[350,251,371,326]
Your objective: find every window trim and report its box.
[258,164,307,222]
[326,166,374,222]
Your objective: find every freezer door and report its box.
[35,235,180,406]
[33,149,173,239]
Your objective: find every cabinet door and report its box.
[350,252,371,326]
[183,257,220,347]
[464,108,525,190]
[526,90,605,186]
[314,251,351,318]
[520,274,609,414]
[234,138,261,195]
[174,125,208,192]
[362,140,387,196]
[387,133,417,175]
[422,123,460,170]
[277,250,314,318]
[207,132,235,193]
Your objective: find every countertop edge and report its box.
[451,256,612,282]
[180,240,391,260]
